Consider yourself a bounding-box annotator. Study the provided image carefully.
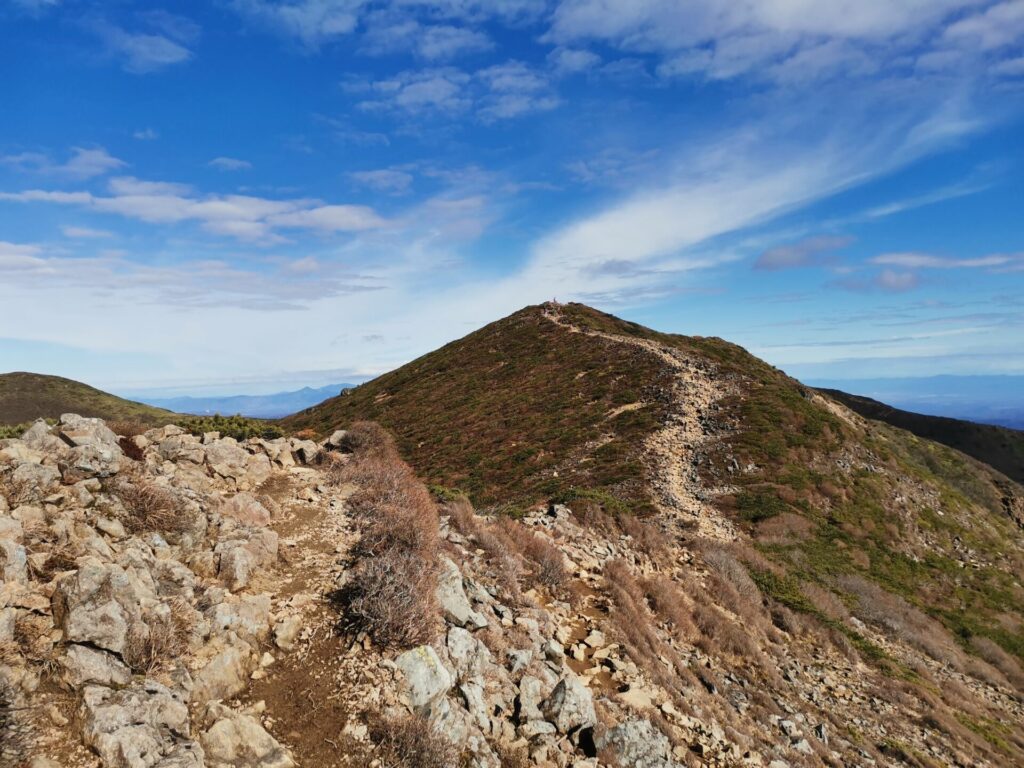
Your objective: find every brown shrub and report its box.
[497,520,567,594]
[341,551,439,648]
[754,512,814,543]
[109,470,189,535]
[969,636,1024,691]
[339,420,399,460]
[640,576,697,643]
[334,422,441,649]
[603,559,694,697]
[445,502,524,602]
[837,574,964,669]
[108,420,148,438]
[368,714,462,768]
[123,600,192,675]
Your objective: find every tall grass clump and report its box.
[333,421,441,648]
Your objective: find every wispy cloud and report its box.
[545,1,1024,85]
[833,268,921,293]
[754,235,854,270]
[61,225,114,239]
[1,147,126,179]
[871,252,1022,269]
[1,176,387,242]
[349,168,414,194]
[91,16,198,74]
[208,157,253,171]
[133,128,159,140]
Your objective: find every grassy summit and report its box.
[0,372,175,429]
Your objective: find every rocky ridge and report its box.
[1,412,1023,767]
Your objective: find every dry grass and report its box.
[837,574,964,669]
[971,636,1024,691]
[108,468,189,535]
[445,498,524,601]
[108,420,148,438]
[333,422,441,648]
[122,600,192,674]
[497,520,568,594]
[368,714,463,768]
[603,559,695,698]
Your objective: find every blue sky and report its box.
[1,0,1022,396]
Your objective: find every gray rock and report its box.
[62,644,133,688]
[61,444,123,480]
[596,719,681,768]
[218,546,253,591]
[79,681,194,768]
[0,539,28,583]
[58,414,121,450]
[518,675,546,722]
[324,430,349,450]
[52,559,144,654]
[202,711,295,767]
[219,493,270,527]
[10,462,61,501]
[207,594,272,643]
[204,440,251,480]
[435,557,487,629]
[290,440,319,465]
[273,615,302,652]
[447,627,492,681]
[159,435,205,464]
[192,643,256,704]
[541,676,596,734]
[395,645,453,717]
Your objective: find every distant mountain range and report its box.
[136,383,352,419]
[806,374,1024,430]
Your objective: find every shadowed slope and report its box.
[819,388,1024,484]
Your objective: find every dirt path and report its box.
[541,304,736,541]
[238,471,373,767]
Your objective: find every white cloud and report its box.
[477,61,561,120]
[1,176,386,241]
[93,21,195,74]
[231,0,366,49]
[0,147,126,180]
[755,235,854,270]
[0,241,50,272]
[992,56,1024,76]
[209,157,253,171]
[872,252,1022,269]
[545,0,1008,84]
[943,1,1024,50]
[363,18,492,59]
[548,47,601,75]
[356,67,473,114]
[133,128,159,140]
[350,168,414,194]
[61,225,114,239]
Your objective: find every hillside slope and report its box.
[819,388,1024,484]
[0,371,175,427]
[287,303,1024,760]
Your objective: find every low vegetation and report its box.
[106,468,191,536]
[330,421,441,648]
[177,414,284,441]
[368,714,464,768]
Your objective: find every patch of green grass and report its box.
[177,414,283,441]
